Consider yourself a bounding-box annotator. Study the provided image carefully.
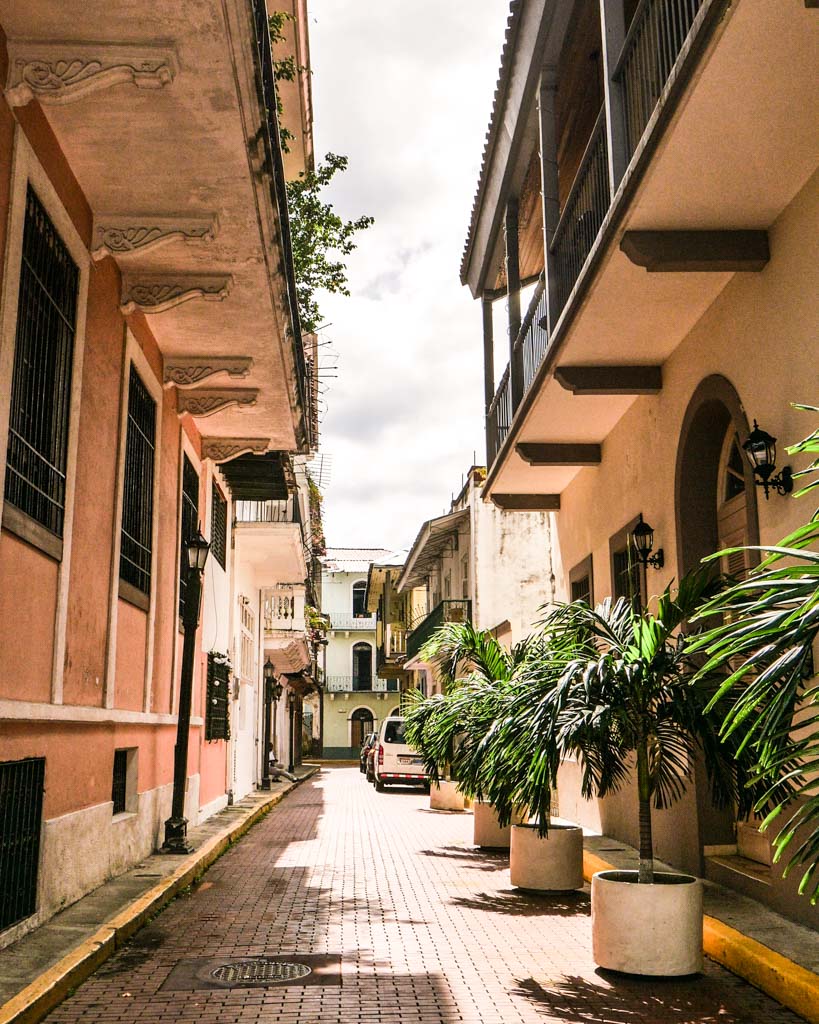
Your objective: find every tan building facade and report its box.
[462,0,818,926]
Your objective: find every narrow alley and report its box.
[44,767,800,1024]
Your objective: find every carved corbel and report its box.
[5,42,177,107]
[120,274,232,315]
[164,357,253,390]
[92,215,217,261]
[201,437,270,462]
[176,389,258,419]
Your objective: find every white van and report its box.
[370,717,429,791]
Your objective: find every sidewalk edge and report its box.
[0,770,318,1024]
[583,850,819,1024]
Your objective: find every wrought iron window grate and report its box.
[613,547,642,609]
[111,749,128,814]
[571,575,591,605]
[206,654,230,741]
[211,485,227,570]
[120,367,156,594]
[5,187,78,537]
[178,455,199,618]
[0,757,45,931]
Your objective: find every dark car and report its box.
[359,732,377,773]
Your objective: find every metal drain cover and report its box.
[211,960,312,984]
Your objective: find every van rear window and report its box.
[383,720,407,744]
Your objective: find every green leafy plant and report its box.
[268,11,306,154]
[287,154,374,333]
[689,405,819,901]
[529,569,754,883]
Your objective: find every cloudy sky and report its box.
[307,1,511,550]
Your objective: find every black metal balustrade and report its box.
[487,366,512,467]
[615,0,705,160]
[550,107,611,319]
[0,757,45,931]
[406,600,471,662]
[234,496,300,524]
[518,277,549,395]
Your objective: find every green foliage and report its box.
[306,472,326,556]
[287,154,374,334]
[268,12,303,154]
[690,405,819,901]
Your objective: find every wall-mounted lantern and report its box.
[631,516,664,570]
[742,420,794,500]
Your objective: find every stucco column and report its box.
[537,66,561,337]
[482,293,495,408]
[599,0,628,193]
[505,198,523,409]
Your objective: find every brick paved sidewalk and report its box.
[44,766,801,1023]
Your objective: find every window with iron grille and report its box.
[0,757,45,931]
[111,749,128,814]
[178,455,199,618]
[120,367,156,595]
[206,654,230,741]
[569,554,593,606]
[211,485,227,570]
[612,546,642,608]
[4,186,79,538]
[571,574,591,604]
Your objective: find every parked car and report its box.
[368,717,429,792]
[359,732,377,773]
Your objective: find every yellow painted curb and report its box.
[0,772,316,1024]
[582,850,819,1024]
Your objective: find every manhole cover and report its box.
[210,960,312,985]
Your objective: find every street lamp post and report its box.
[287,689,297,774]
[162,529,210,854]
[261,659,275,790]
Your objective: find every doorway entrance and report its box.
[352,642,372,691]
[351,707,374,749]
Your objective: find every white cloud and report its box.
[308,1,510,547]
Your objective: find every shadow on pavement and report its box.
[451,889,589,917]
[514,971,798,1023]
[418,845,508,872]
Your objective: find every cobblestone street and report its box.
[46,767,801,1024]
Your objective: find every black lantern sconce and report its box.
[631,515,664,570]
[742,420,793,500]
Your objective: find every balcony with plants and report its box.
[406,599,471,663]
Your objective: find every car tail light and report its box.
[378,744,384,765]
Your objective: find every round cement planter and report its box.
[473,802,526,849]
[429,779,468,812]
[591,870,703,976]
[509,823,584,892]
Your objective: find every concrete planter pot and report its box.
[473,801,525,849]
[591,870,703,976]
[429,779,469,812]
[509,823,584,891]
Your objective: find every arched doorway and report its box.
[350,707,374,749]
[675,375,760,862]
[352,642,372,691]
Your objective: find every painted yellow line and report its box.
[582,850,819,1024]
[0,773,316,1024]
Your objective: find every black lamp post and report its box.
[261,658,275,790]
[287,689,297,774]
[742,420,794,500]
[631,515,664,570]
[162,529,210,854]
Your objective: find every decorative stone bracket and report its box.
[201,437,270,463]
[120,274,232,315]
[92,215,218,260]
[164,357,253,390]
[176,389,258,419]
[5,42,177,107]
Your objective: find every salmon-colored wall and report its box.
[0,533,58,703]
[114,600,147,712]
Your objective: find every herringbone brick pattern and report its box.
[46,767,801,1023]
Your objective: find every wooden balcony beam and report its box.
[621,230,770,272]
[554,365,662,395]
[517,442,601,466]
[491,493,561,511]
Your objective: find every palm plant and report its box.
[521,569,753,883]
[689,406,819,901]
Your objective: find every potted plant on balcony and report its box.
[530,569,753,975]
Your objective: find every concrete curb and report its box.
[0,770,318,1024]
[582,850,819,1024]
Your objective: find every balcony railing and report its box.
[406,599,471,662]
[325,675,397,693]
[234,496,300,525]
[263,587,305,632]
[485,0,708,471]
[615,0,705,161]
[551,106,610,318]
[328,612,377,630]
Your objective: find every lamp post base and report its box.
[259,777,273,791]
[161,815,193,855]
